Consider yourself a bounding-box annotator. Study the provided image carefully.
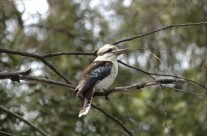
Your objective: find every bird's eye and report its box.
[107,49,113,53]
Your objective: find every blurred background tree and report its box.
[0,0,207,135]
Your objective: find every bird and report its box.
[74,44,128,117]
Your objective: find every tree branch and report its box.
[113,21,207,45]
[94,78,186,97]
[0,48,72,84]
[43,51,96,58]
[91,104,133,136]
[2,69,203,97]
[0,69,31,82]
[0,106,49,136]
[0,69,75,90]
[2,69,197,97]
[21,76,75,89]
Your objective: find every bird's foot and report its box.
[102,89,110,100]
[104,95,110,100]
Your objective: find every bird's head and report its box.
[95,44,128,61]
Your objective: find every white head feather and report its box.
[95,44,127,62]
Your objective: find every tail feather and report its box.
[78,97,92,117]
[78,88,94,117]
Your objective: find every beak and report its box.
[114,48,129,56]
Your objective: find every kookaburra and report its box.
[75,44,128,117]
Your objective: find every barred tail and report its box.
[78,88,94,117]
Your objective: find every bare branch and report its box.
[0,106,49,136]
[94,78,186,97]
[0,69,75,90]
[43,51,96,58]
[21,76,75,89]
[2,69,195,98]
[2,69,202,98]
[0,48,72,84]
[118,60,151,75]
[91,104,133,136]
[0,69,31,82]
[113,22,207,45]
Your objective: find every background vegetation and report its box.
[0,0,207,135]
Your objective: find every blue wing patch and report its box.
[90,63,112,78]
[80,61,112,93]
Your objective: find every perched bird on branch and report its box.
[75,44,128,117]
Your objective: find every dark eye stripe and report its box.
[98,48,114,56]
[106,49,113,53]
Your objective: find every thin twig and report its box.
[0,106,49,136]
[118,60,151,75]
[91,104,133,136]
[185,79,207,90]
[113,22,207,45]
[163,86,206,97]
[0,48,72,84]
